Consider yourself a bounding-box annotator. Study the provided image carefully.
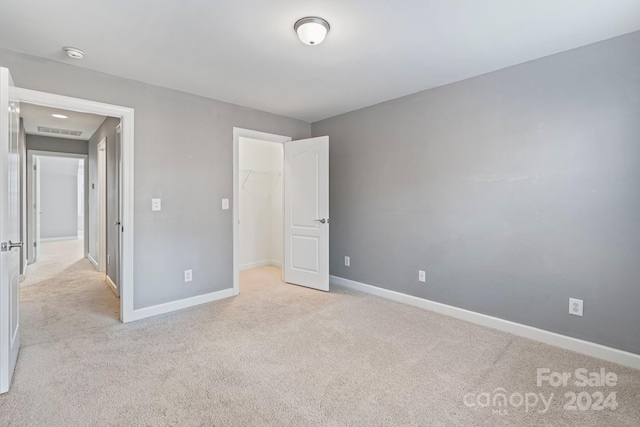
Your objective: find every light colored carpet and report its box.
[1,240,638,426]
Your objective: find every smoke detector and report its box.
[63,46,85,60]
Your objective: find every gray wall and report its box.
[39,156,79,239]
[0,48,310,310]
[312,31,640,355]
[26,134,88,155]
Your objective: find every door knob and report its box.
[314,218,328,224]
[9,241,23,250]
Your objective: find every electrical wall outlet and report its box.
[344,256,350,267]
[184,269,193,283]
[418,270,426,282]
[152,198,162,211]
[569,298,583,317]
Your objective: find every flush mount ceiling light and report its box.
[63,46,85,60]
[294,17,330,46]
[52,114,68,119]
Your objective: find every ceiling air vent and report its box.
[37,126,83,137]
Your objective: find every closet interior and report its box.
[238,137,284,271]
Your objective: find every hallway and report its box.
[20,239,119,347]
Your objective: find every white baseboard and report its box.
[330,275,640,370]
[105,275,119,297]
[240,260,271,271]
[240,260,282,271]
[40,236,78,243]
[87,253,98,270]
[128,288,234,322]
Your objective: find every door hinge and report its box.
[33,164,37,171]
[34,241,37,248]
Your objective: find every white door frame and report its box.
[27,150,89,262]
[97,138,107,271]
[10,87,135,323]
[113,123,123,296]
[232,127,291,295]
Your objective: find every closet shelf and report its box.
[240,169,283,189]
[240,168,282,175]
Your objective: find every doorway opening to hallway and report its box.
[2,72,136,393]
[20,102,122,312]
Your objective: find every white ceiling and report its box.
[21,103,106,140]
[1,1,639,122]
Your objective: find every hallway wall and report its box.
[88,117,119,280]
[26,134,88,155]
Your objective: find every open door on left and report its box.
[0,67,21,394]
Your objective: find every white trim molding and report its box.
[41,236,78,243]
[239,260,283,271]
[330,275,640,370]
[105,275,119,297]
[87,253,99,270]
[128,288,234,322]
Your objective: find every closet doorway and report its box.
[239,137,284,272]
[232,128,330,295]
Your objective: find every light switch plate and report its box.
[222,198,230,210]
[152,198,161,211]
[344,256,350,267]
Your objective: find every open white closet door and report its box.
[284,136,329,291]
[0,67,21,393]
